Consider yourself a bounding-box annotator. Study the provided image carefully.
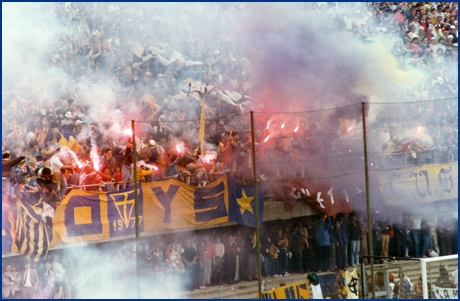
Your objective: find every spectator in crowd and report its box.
[420,217,434,257]
[182,238,198,291]
[291,225,306,274]
[436,266,455,288]
[305,217,317,272]
[224,234,240,285]
[2,264,20,299]
[1,2,458,297]
[437,215,453,256]
[380,216,391,260]
[212,237,225,285]
[316,215,331,273]
[297,221,310,273]
[330,218,346,271]
[347,213,361,267]
[21,262,39,298]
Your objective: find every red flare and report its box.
[123,128,133,136]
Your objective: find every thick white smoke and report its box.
[2,3,458,295]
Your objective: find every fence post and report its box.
[250,111,262,299]
[361,102,375,298]
[421,259,428,299]
[131,120,141,299]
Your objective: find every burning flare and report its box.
[123,128,133,136]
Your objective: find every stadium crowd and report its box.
[1,2,458,298]
[2,211,457,298]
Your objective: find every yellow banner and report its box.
[345,269,359,299]
[260,281,310,299]
[52,176,230,245]
[373,162,458,206]
[142,176,229,231]
[52,189,110,245]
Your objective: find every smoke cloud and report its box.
[2,2,458,293]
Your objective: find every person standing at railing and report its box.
[297,221,310,273]
[100,149,117,177]
[203,234,215,286]
[181,239,198,291]
[420,217,434,257]
[100,167,116,192]
[380,217,391,259]
[316,215,331,272]
[403,213,421,257]
[274,229,290,276]
[223,234,240,285]
[229,131,241,177]
[437,216,453,256]
[121,139,134,189]
[411,138,431,165]
[347,213,361,267]
[218,132,235,173]
[212,237,225,285]
[292,224,306,274]
[50,148,74,199]
[79,166,103,192]
[36,167,60,209]
[305,217,318,272]
[330,219,346,271]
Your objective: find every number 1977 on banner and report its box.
[113,216,143,232]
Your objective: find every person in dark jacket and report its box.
[305,217,317,272]
[339,216,350,266]
[330,219,346,271]
[316,215,331,272]
[347,213,361,266]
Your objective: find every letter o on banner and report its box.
[64,196,102,238]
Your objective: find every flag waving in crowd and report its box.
[227,175,264,228]
[14,199,52,262]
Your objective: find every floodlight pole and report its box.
[131,120,141,299]
[361,102,375,299]
[250,111,262,299]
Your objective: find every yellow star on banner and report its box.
[236,189,254,214]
